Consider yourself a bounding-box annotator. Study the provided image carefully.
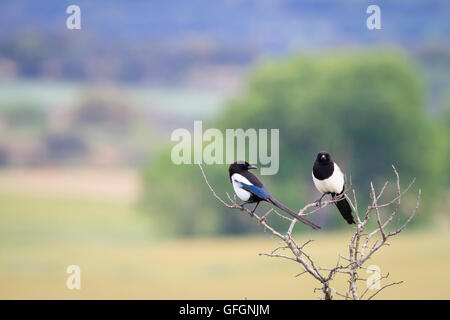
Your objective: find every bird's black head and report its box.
[316,151,332,165]
[228,161,258,175]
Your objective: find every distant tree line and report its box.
[0,30,255,85]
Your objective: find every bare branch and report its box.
[367,281,404,300]
[198,163,419,300]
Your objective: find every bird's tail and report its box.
[335,196,355,224]
[268,197,321,230]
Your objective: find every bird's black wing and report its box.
[237,182,271,200]
[239,170,264,187]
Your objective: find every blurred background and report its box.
[0,0,449,299]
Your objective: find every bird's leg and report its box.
[239,201,249,210]
[250,202,260,215]
[315,193,327,207]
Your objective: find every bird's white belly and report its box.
[312,168,344,194]
[232,173,252,201]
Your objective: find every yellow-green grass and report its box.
[0,171,449,299]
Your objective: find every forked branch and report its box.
[198,164,420,300]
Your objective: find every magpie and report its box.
[229,161,321,230]
[312,151,355,224]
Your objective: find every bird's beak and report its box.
[321,155,326,161]
[248,165,258,170]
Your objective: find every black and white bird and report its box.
[312,151,355,224]
[229,161,321,230]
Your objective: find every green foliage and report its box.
[219,50,445,225]
[441,102,450,187]
[140,148,265,237]
[141,50,447,236]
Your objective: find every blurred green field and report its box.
[0,169,449,300]
[0,80,227,119]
